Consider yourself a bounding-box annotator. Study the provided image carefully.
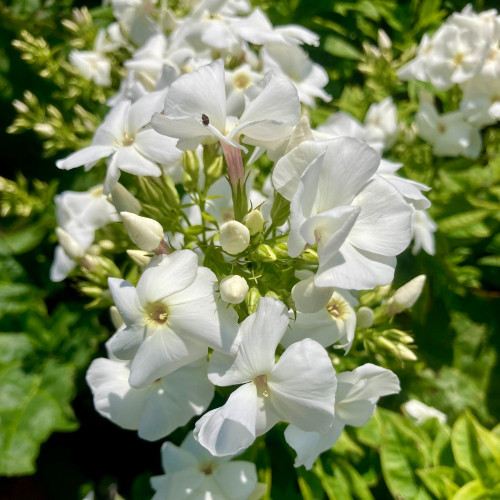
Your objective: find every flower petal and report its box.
[108,277,143,326]
[194,382,258,457]
[56,145,114,170]
[268,338,336,432]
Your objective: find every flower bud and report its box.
[121,212,165,252]
[356,306,374,328]
[255,244,276,262]
[56,227,85,261]
[245,287,261,315]
[387,275,426,315]
[111,183,141,214]
[220,275,249,304]
[378,29,392,50]
[219,220,250,254]
[126,249,151,267]
[244,209,264,235]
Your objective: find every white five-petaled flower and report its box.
[56,90,180,194]
[151,59,301,153]
[86,344,214,441]
[50,185,119,282]
[107,249,239,389]
[151,432,266,500]
[285,364,400,469]
[194,297,337,457]
[274,137,412,290]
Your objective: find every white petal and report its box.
[194,382,258,457]
[86,358,146,430]
[128,90,167,133]
[284,419,344,470]
[291,276,333,313]
[160,442,198,473]
[108,278,143,325]
[272,140,328,201]
[214,461,258,499]
[134,129,182,164]
[268,338,336,432]
[347,176,412,256]
[56,145,114,170]
[128,326,207,388]
[138,359,214,441]
[136,250,199,306]
[103,156,121,195]
[107,325,145,360]
[114,146,162,176]
[50,246,77,282]
[315,242,396,290]
[209,297,289,385]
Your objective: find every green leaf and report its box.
[0,334,33,364]
[416,466,459,498]
[0,282,46,319]
[438,210,489,235]
[452,480,491,500]
[477,256,500,267]
[451,413,483,480]
[0,360,78,476]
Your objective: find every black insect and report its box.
[201,113,210,126]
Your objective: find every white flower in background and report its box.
[69,52,111,87]
[151,59,300,153]
[225,64,263,116]
[397,34,434,82]
[283,138,412,290]
[261,43,331,107]
[107,250,239,388]
[50,185,118,282]
[387,275,426,315]
[195,297,337,457]
[284,285,358,354]
[111,0,159,46]
[230,8,319,47]
[56,90,181,194]
[460,75,500,127]
[285,364,400,469]
[403,399,447,424]
[86,346,214,441]
[411,207,437,255]
[416,100,481,158]
[363,97,398,151]
[151,433,264,500]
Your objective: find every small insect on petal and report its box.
[201,114,210,126]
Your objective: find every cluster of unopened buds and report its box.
[50,0,438,497]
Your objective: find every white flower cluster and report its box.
[399,5,500,158]
[52,0,433,496]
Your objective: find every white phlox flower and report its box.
[111,0,159,46]
[195,297,337,457]
[56,90,181,194]
[285,282,358,354]
[225,64,263,117]
[284,364,400,469]
[69,30,116,87]
[151,432,264,500]
[276,137,412,290]
[460,74,500,127]
[50,185,118,282]
[363,97,398,151]
[416,99,481,158]
[106,249,240,388]
[403,399,447,424]
[151,59,301,153]
[261,43,331,107]
[86,346,214,441]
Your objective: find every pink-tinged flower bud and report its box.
[219,221,250,254]
[220,275,249,304]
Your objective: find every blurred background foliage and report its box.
[0,0,499,499]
